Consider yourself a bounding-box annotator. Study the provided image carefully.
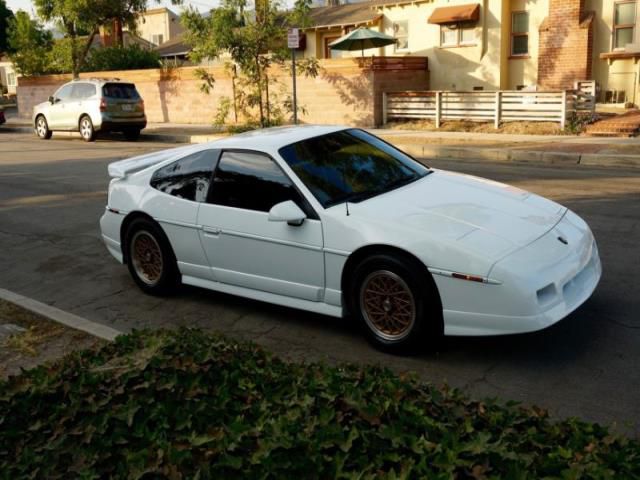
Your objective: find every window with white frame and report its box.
[393,20,409,51]
[614,1,636,49]
[7,72,16,87]
[152,34,164,46]
[440,23,476,47]
[511,11,529,56]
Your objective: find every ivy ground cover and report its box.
[1,328,639,479]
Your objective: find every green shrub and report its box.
[1,328,639,479]
[83,44,161,72]
[565,112,598,135]
[46,37,74,74]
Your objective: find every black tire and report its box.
[347,254,442,354]
[124,129,141,141]
[35,115,52,140]
[124,218,180,295]
[79,115,96,142]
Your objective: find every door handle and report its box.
[203,226,221,236]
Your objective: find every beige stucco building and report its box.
[135,7,184,46]
[303,0,640,104]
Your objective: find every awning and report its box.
[428,4,480,24]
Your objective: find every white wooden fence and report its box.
[382,89,595,129]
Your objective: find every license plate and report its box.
[121,104,133,112]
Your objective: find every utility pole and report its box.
[288,28,300,125]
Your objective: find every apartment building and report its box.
[304,0,640,104]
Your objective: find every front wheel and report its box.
[348,254,442,354]
[35,115,52,139]
[125,218,179,295]
[79,115,96,142]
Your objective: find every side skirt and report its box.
[182,275,344,318]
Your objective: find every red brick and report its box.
[538,0,593,89]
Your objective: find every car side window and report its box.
[150,150,219,202]
[55,84,74,102]
[72,83,96,100]
[209,151,312,215]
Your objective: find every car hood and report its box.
[348,169,566,258]
[34,101,50,112]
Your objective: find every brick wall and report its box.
[17,60,429,127]
[538,0,594,89]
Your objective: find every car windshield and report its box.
[102,83,140,100]
[278,129,430,208]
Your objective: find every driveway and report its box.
[1,131,639,434]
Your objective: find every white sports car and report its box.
[100,126,601,352]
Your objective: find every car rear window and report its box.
[102,83,140,100]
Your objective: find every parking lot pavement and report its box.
[1,131,640,435]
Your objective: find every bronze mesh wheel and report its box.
[130,231,164,286]
[359,270,416,341]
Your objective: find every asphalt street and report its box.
[1,130,639,435]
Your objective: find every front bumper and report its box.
[443,244,601,336]
[441,210,602,336]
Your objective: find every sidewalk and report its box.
[5,117,640,168]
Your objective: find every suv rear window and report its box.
[102,83,140,100]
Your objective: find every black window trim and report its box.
[150,148,222,203]
[207,148,320,221]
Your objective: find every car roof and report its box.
[64,78,135,86]
[203,125,349,151]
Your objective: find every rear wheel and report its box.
[79,115,96,142]
[124,128,141,141]
[35,115,52,140]
[125,218,179,295]
[348,254,442,354]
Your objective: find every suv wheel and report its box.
[79,115,96,142]
[35,115,52,140]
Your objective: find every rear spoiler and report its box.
[107,145,197,179]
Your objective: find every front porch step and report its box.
[585,110,640,137]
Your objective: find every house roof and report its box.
[141,7,178,17]
[308,0,436,30]
[155,34,189,57]
[309,3,380,29]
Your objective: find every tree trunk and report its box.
[255,55,264,127]
[231,66,238,123]
[265,72,270,125]
[74,29,98,77]
[114,19,124,47]
[67,22,80,79]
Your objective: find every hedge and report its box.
[0,328,638,479]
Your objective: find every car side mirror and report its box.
[48,96,55,104]
[268,200,306,226]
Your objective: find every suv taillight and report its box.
[99,98,107,112]
[139,99,144,110]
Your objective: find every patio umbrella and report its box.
[329,27,397,57]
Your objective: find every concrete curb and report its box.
[391,142,640,168]
[0,288,122,341]
[2,124,32,134]
[5,124,640,168]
